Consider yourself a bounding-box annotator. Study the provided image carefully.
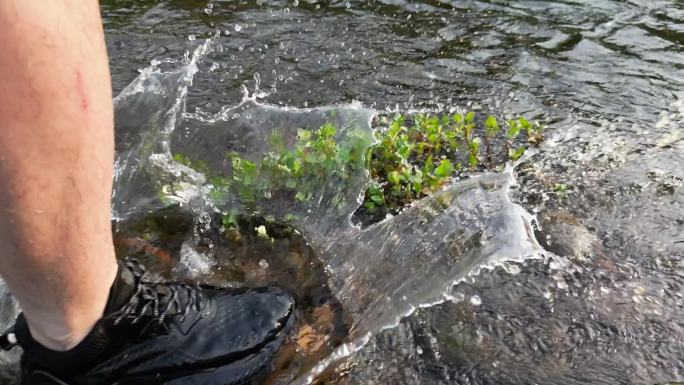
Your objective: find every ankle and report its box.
[23,290,113,351]
[23,262,119,352]
[28,322,93,351]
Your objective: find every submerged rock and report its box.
[534,210,601,260]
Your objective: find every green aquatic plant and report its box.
[171,153,233,203]
[171,121,369,227]
[172,153,211,175]
[554,183,568,194]
[505,116,544,160]
[170,112,544,226]
[228,122,368,208]
[359,112,545,220]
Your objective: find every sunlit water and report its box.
[0,1,682,384]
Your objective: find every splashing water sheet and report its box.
[105,40,544,383]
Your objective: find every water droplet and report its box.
[204,3,214,15]
[188,35,196,41]
[555,279,568,290]
[256,225,268,238]
[470,295,482,306]
[234,24,243,32]
[293,0,299,5]
[259,259,269,269]
[253,72,261,90]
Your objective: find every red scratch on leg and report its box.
[75,69,88,111]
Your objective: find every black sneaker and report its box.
[0,259,294,385]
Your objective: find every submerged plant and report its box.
[506,116,545,159]
[170,111,545,227]
[172,121,370,226]
[229,122,368,207]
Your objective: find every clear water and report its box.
[2,0,683,384]
[109,44,542,382]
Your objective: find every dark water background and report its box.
[103,0,682,120]
[2,1,680,385]
[100,1,683,384]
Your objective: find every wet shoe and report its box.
[0,259,294,385]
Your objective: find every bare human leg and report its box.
[0,0,117,351]
[0,2,294,383]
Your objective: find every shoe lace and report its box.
[114,260,203,326]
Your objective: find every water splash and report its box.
[292,167,541,384]
[112,38,215,220]
[324,168,540,337]
[109,45,542,382]
[177,98,375,234]
[0,283,19,380]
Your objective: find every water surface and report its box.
[104,0,684,383]
[1,1,682,384]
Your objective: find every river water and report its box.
[0,0,682,384]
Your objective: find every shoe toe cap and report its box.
[205,287,294,354]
